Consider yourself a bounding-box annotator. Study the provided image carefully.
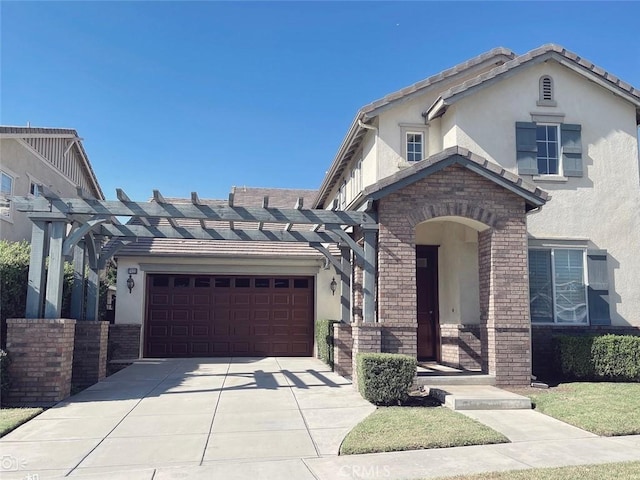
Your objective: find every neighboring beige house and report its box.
[107,44,640,385]
[0,126,104,242]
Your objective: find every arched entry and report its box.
[415,215,489,364]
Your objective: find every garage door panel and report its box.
[146,275,313,357]
[151,294,170,305]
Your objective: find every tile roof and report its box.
[361,146,548,209]
[427,44,640,120]
[116,187,334,259]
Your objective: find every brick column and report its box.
[5,319,76,406]
[333,322,353,378]
[107,324,142,375]
[72,321,109,390]
[351,323,382,389]
[479,221,531,387]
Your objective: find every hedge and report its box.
[553,334,640,382]
[356,353,417,405]
[315,319,339,367]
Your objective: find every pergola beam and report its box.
[13,197,376,226]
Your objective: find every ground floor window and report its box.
[528,248,588,324]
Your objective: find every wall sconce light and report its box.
[126,267,137,294]
[330,277,337,296]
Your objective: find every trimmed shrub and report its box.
[356,352,417,405]
[316,319,339,367]
[0,349,9,405]
[0,241,31,348]
[553,334,640,381]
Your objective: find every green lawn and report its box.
[522,382,640,436]
[340,405,508,455]
[0,408,43,437]
[433,461,640,480]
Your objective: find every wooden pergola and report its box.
[14,189,379,324]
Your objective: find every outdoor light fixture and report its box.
[126,268,137,294]
[330,277,337,296]
[126,275,135,294]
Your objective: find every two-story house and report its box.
[110,44,640,386]
[0,126,104,241]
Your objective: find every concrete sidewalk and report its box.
[2,358,640,480]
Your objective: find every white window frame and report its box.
[27,174,45,198]
[536,123,561,176]
[529,247,589,325]
[1,170,15,222]
[400,124,428,163]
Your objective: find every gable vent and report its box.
[537,75,556,107]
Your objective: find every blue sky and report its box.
[2,1,639,201]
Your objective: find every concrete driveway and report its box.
[0,357,375,479]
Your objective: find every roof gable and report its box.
[427,44,640,122]
[362,146,548,211]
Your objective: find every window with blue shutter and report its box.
[587,250,611,325]
[516,122,538,175]
[516,122,583,177]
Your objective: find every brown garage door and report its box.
[145,274,314,357]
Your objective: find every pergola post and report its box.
[340,246,351,323]
[85,267,100,322]
[70,241,86,320]
[44,221,67,318]
[362,227,378,323]
[26,221,48,318]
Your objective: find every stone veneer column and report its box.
[5,318,76,406]
[351,323,382,388]
[333,322,353,378]
[72,321,109,390]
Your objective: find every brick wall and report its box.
[381,326,416,355]
[351,323,381,388]
[5,318,76,406]
[440,324,482,370]
[72,321,109,390]
[108,324,141,361]
[333,322,353,378]
[376,163,531,386]
[532,324,640,379]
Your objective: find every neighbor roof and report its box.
[0,125,105,200]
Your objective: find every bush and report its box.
[316,319,339,367]
[356,353,417,405]
[553,334,640,381]
[0,349,10,406]
[0,240,79,349]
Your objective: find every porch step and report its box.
[428,385,532,410]
[415,373,496,387]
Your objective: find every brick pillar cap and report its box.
[7,318,77,325]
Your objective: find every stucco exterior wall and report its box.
[440,61,640,326]
[0,139,84,241]
[114,255,341,345]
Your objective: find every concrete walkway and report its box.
[2,358,640,480]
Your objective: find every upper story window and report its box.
[1,171,14,221]
[516,121,582,178]
[406,132,424,162]
[338,180,347,209]
[536,124,559,175]
[537,75,556,107]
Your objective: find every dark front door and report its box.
[416,246,440,360]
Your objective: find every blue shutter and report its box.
[587,250,610,325]
[561,124,583,177]
[516,122,538,175]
